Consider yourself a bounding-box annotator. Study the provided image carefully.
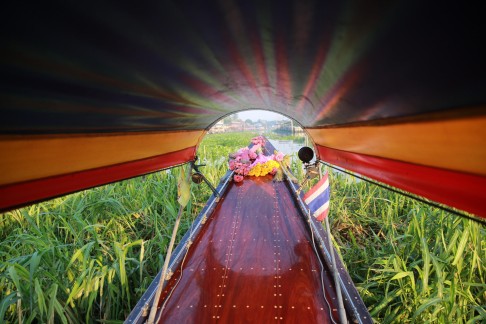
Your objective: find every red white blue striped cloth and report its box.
[303,171,330,221]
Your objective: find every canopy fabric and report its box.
[0,0,485,217]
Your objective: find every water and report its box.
[268,138,358,181]
[268,139,305,156]
[268,138,318,163]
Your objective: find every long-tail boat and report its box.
[127,139,371,323]
[0,0,485,322]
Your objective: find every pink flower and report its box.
[270,167,278,175]
[236,166,246,175]
[238,147,249,154]
[228,141,269,172]
[251,136,266,146]
[275,151,284,162]
[234,174,244,182]
[243,166,251,175]
[250,144,261,153]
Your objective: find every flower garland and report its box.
[228,136,286,183]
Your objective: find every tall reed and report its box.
[0,170,189,322]
[327,171,485,323]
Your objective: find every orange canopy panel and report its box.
[0,0,485,217]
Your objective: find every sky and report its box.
[237,109,289,121]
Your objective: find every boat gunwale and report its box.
[125,167,235,323]
[283,176,372,323]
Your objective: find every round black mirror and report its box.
[298,147,314,163]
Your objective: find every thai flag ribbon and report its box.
[303,171,330,221]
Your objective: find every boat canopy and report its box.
[0,0,485,218]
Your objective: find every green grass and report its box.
[0,132,484,323]
[0,171,186,323]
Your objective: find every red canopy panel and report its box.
[316,146,486,218]
[0,131,202,212]
[308,114,486,218]
[0,147,195,212]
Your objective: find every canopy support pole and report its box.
[324,212,348,324]
[147,203,184,324]
[147,165,192,324]
[319,165,348,324]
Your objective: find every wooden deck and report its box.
[154,175,340,323]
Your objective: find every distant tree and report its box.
[224,113,239,124]
[245,119,254,125]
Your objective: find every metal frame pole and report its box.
[147,164,192,324]
[319,164,348,324]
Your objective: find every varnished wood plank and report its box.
[155,175,340,323]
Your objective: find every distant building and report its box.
[208,118,284,133]
[273,120,304,136]
[208,121,227,133]
[229,120,244,131]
